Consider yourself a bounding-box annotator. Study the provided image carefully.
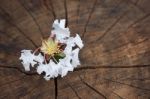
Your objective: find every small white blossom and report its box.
[19,19,84,80]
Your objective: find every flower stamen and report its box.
[40,38,61,56]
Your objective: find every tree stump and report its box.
[0,0,150,99]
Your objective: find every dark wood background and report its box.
[0,0,150,99]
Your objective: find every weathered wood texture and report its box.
[0,0,150,99]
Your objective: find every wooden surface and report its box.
[0,0,150,99]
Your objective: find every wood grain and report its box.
[0,0,150,99]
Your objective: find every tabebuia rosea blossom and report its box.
[19,19,84,80]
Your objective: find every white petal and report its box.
[59,19,66,29]
[63,45,72,55]
[21,62,30,71]
[66,37,76,47]
[49,60,60,78]
[37,63,49,75]
[71,48,80,67]
[58,55,74,77]
[37,63,52,80]
[52,19,70,41]
[37,60,60,80]
[34,53,44,64]
[74,34,84,49]
[19,50,37,71]
[60,66,73,77]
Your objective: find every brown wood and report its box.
[0,0,150,99]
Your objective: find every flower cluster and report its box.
[19,19,84,80]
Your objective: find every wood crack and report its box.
[96,12,150,44]
[0,65,38,76]
[112,91,124,99]
[54,78,58,99]
[103,78,150,91]
[81,0,97,38]
[127,12,150,28]
[79,76,107,99]
[0,7,38,48]
[22,77,43,97]
[0,64,149,77]
[76,0,81,24]
[96,11,127,42]
[64,0,68,27]
[64,79,81,99]
[74,64,150,71]
[129,0,145,13]
[44,0,56,20]
[18,0,45,38]
[0,76,26,87]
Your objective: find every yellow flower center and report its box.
[41,38,60,56]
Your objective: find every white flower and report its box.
[19,50,37,71]
[19,19,84,80]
